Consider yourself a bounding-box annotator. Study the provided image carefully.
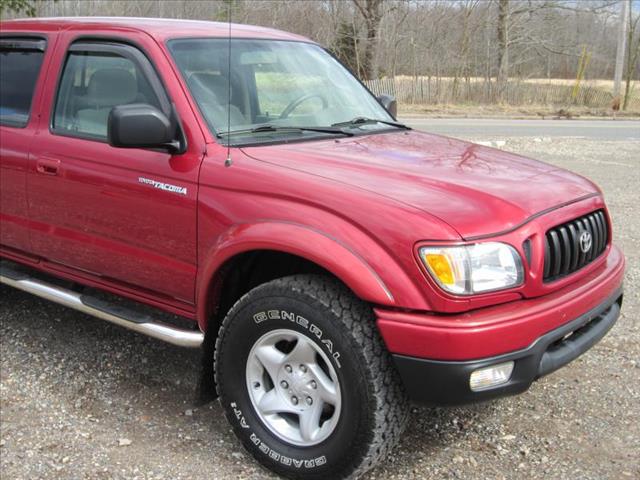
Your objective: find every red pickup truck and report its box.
[0,17,625,479]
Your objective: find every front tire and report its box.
[214,275,408,479]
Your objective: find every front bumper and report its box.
[392,289,622,404]
[376,245,625,361]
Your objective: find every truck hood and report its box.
[242,130,599,239]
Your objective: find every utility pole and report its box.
[613,0,630,99]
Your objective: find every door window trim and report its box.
[49,39,181,148]
[0,35,48,129]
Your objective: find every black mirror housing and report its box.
[108,104,179,151]
[377,94,398,119]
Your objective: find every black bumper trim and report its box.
[393,288,623,405]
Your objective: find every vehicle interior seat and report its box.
[76,68,141,137]
[187,72,246,129]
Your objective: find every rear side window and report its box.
[0,38,46,128]
[53,50,162,139]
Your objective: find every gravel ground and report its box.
[1,135,639,480]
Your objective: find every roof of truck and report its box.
[0,17,311,42]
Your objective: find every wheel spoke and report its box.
[299,401,324,442]
[246,328,342,447]
[254,344,286,381]
[285,336,317,365]
[258,389,297,415]
[308,364,339,405]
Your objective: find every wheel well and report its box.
[205,250,339,333]
[197,250,345,402]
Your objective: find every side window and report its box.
[53,49,162,139]
[0,38,46,128]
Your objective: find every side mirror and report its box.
[377,94,397,119]
[108,104,180,152]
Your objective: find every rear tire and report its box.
[214,274,408,479]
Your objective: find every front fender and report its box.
[195,221,426,330]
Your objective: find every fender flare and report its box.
[195,221,421,330]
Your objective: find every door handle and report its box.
[36,158,60,176]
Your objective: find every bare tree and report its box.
[623,0,640,109]
[8,0,634,95]
[496,0,510,99]
[351,0,384,80]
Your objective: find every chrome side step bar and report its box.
[0,270,204,348]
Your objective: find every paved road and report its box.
[401,117,640,141]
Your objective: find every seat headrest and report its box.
[86,68,138,107]
[188,73,231,104]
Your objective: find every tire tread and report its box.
[214,274,408,479]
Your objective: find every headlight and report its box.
[419,242,523,295]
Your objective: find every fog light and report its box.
[469,361,514,392]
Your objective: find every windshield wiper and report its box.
[217,124,354,138]
[331,117,410,130]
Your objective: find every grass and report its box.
[373,76,640,118]
[398,103,640,119]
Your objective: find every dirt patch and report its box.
[1,136,639,479]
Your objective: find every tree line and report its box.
[2,0,639,104]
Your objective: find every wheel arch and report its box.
[195,222,405,332]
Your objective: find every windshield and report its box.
[167,38,395,145]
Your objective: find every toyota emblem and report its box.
[579,231,592,253]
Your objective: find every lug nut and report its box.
[285,364,292,373]
[306,397,313,405]
[291,396,299,405]
[309,380,317,389]
[280,380,289,389]
[253,381,261,389]
[299,364,307,373]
